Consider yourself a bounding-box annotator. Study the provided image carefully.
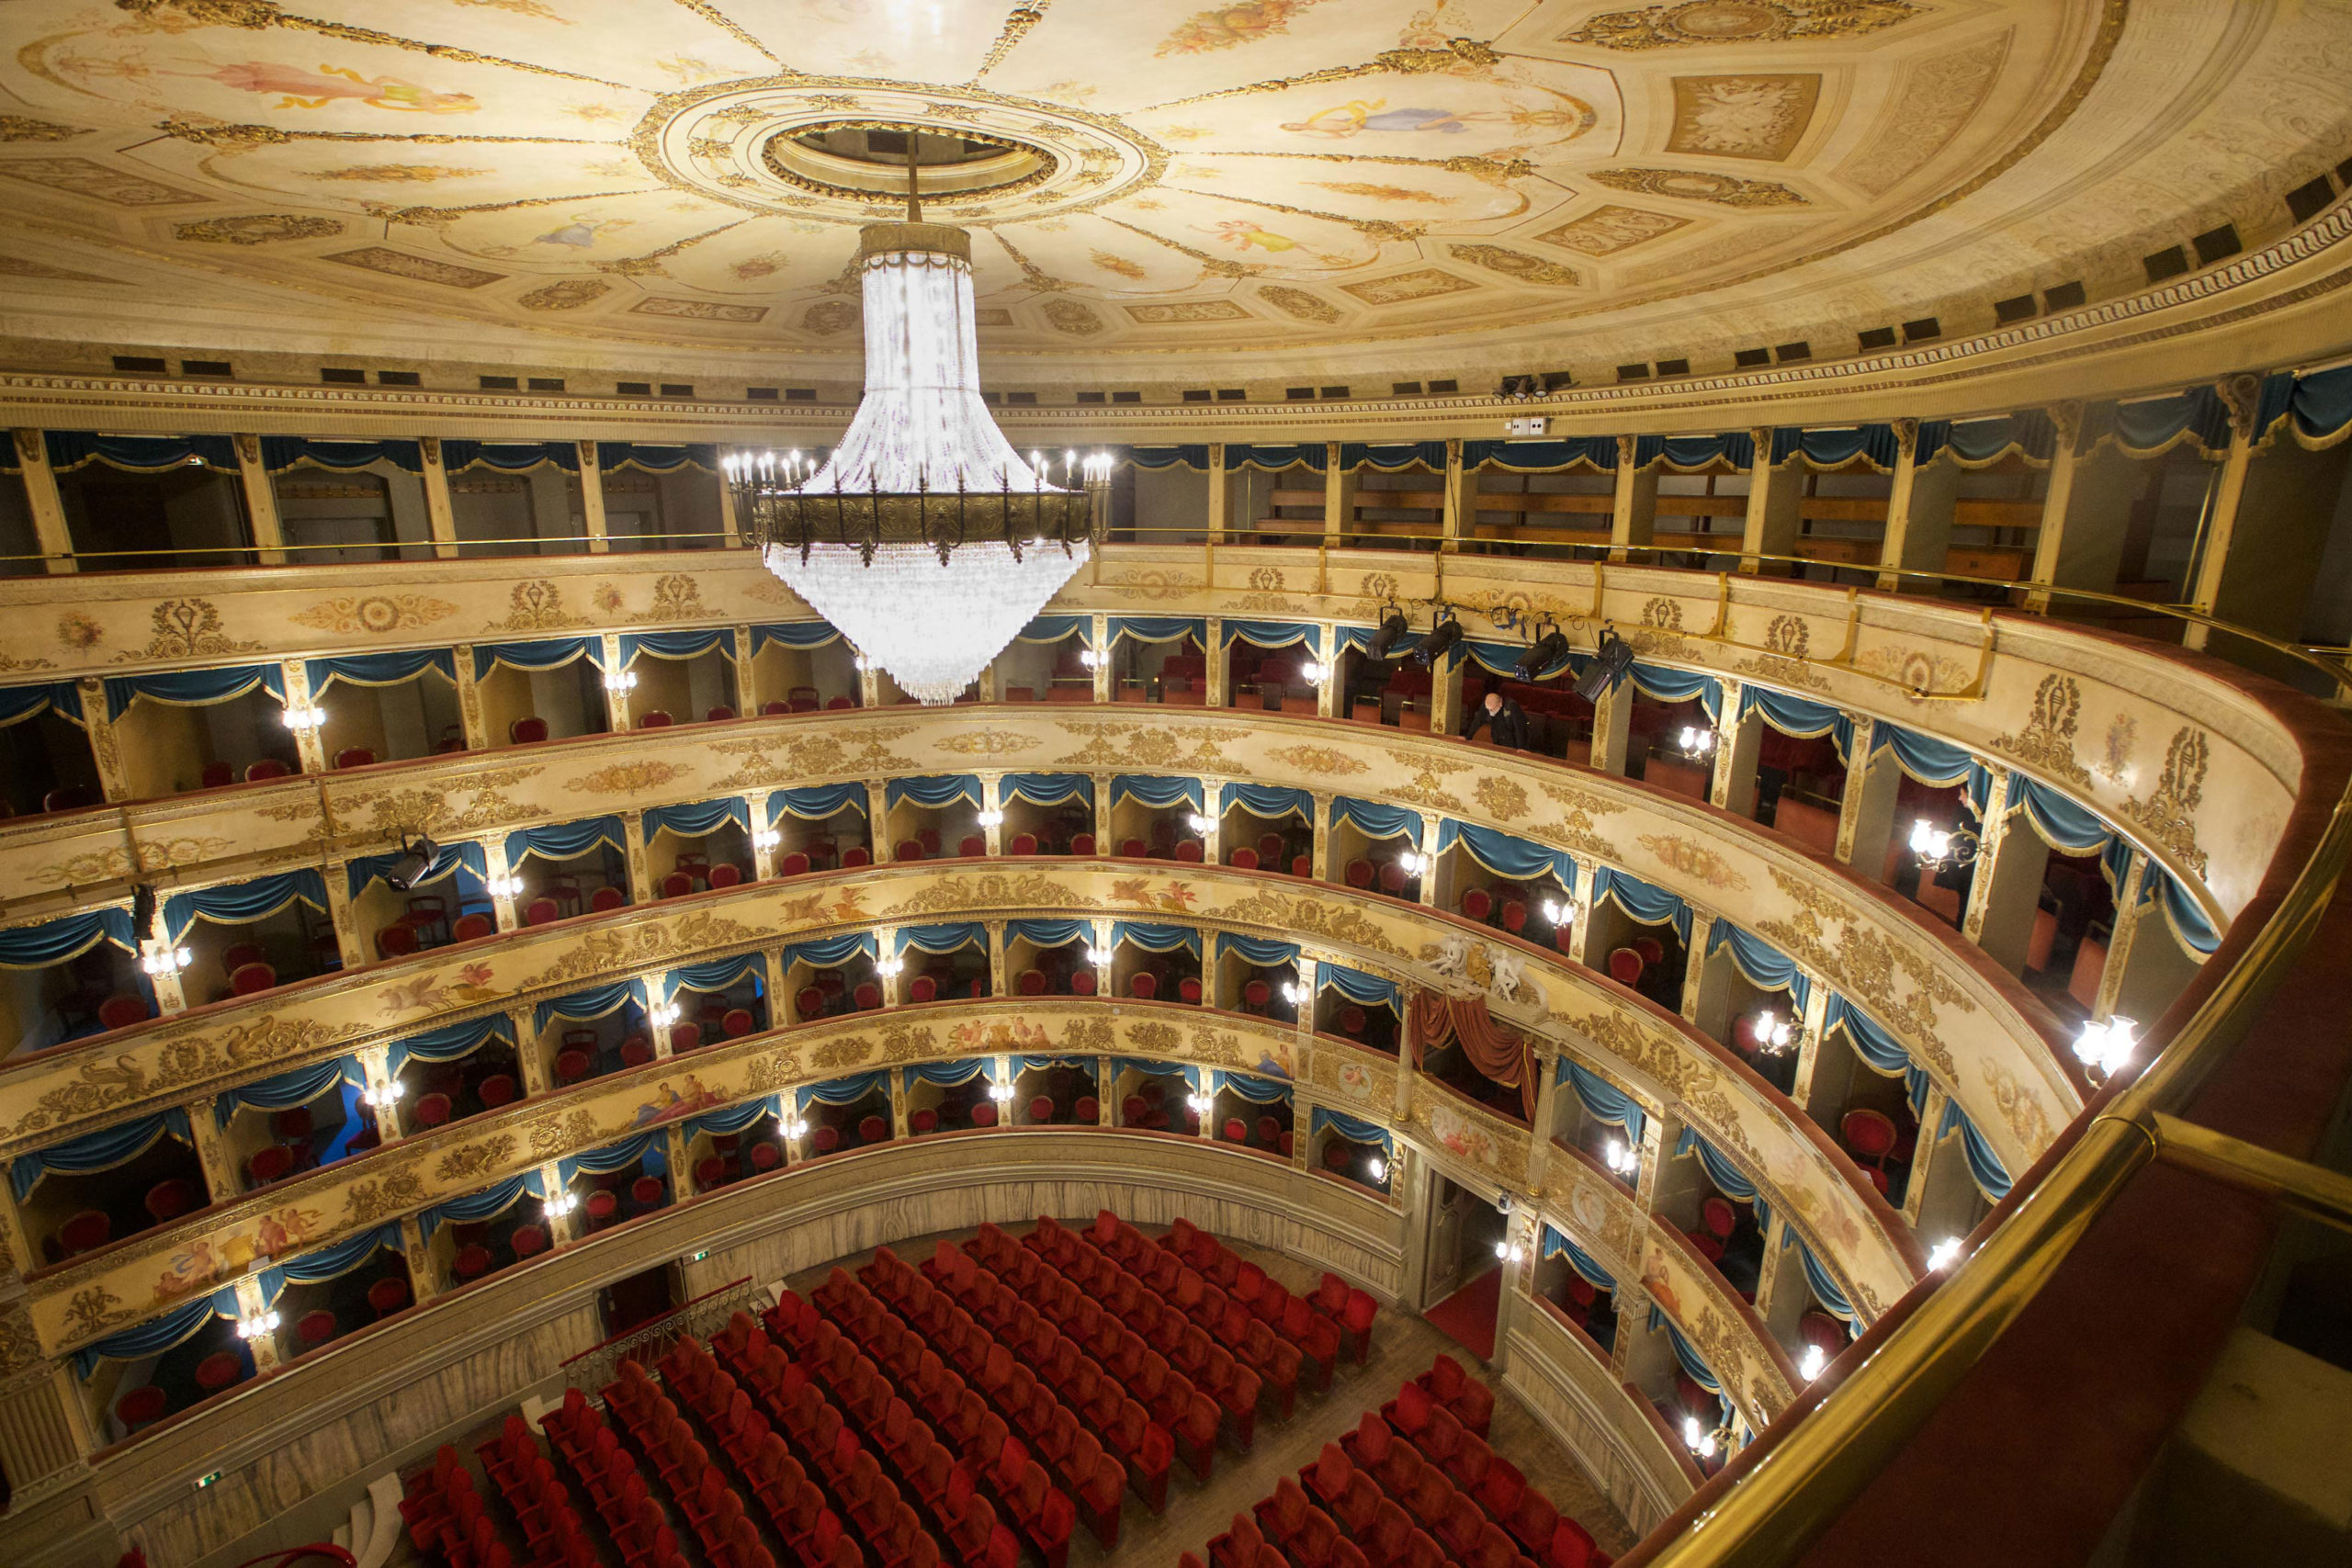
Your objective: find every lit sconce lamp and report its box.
[1185,811,1214,835]
[544,1191,580,1219]
[361,1080,405,1111]
[1365,1156,1387,1183]
[1753,1009,1802,1056]
[1082,451,1114,485]
[752,827,782,852]
[650,1002,681,1029]
[1926,1236,1964,1271]
[2072,1015,2137,1083]
[1185,1091,1216,1118]
[1301,659,1333,687]
[234,1310,282,1341]
[1280,980,1305,1008]
[1678,726,1716,758]
[1396,850,1428,877]
[989,1081,1016,1106]
[141,945,193,977]
[486,873,526,900]
[1080,647,1106,671]
[603,669,639,694]
[1540,897,1571,926]
[1083,945,1109,967]
[977,808,1005,829]
[281,703,327,734]
[786,1117,809,1140]
[1682,1415,1732,1461]
[1603,1136,1640,1178]
[1492,1238,1526,1265]
[1798,1343,1828,1382]
[1908,817,1979,871]
[853,652,876,674]
[876,955,904,979]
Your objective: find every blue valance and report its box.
[280,1224,405,1286]
[1638,432,1756,472]
[1108,617,1204,646]
[1017,615,1090,644]
[418,1171,546,1240]
[1331,796,1421,845]
[662,953,765,999]
[214,1055,365,1127]
[797,1071,890,1111]
[621,628,736,665]
[441,439,579,474]
[1541,1225,1617,1292]
[558,1132,662,1186]
[908,1059,991,1089]
[1221,621,1321,652]
[1123,445,1211,471]
[1824,997,1917,1088]
[260,437,426,476]
[1937,1100,2014,1201]
[347,840,487,901]
[164,869,328,942]
[2111,388,2231,460]
[0,682,85,728]
[1008,919,1090,948]
[1873,725,1980,789]
[594,442,717,474]
[1001,773,1092,808]
[1460,640,1536,678]
[389,1016,513,1077]
[1219,933,1300,968]
[1709,923,1810,1009]
[1738,686,1854,758]
[0,908,136,971]
[2273,365,2352,448]
[1916,412,2055,469]
[769,784,867,822]
[1661,1319,1722,1396]
[1464,436,1618,473]
[897,922,986,956]
[2154,863,2222,957]
[1770,424,1900,472]
[1317,963,1400,1011]
[74,1289,244,1378]
[643,796,750,840]
[1111,774,1204,812]
[1220,1071,1293,1105]
[2009,775,2112,855]
[1224,444,1327,473]
[13,1109,195,1200]
[1311,1107,1392,1154]
[46,432,238,473]
[1434,820,1575,888]
[687,1097,780,1140]
[1113,1057,1199,1091]
[1784,1228,1857,1322]
[533,979,645,1032]
[1332,623,1421,660]
[1015,1055,1096,1075]
[751,622,842,653]
[1674,1128,1769,1232]
[1340,441,1447,473]
[782,932,878,970]
[1591,868,1690,941]
[504,816,625,866]
[473,637,603,679]
[1114,920,1201,956]
[1628,663,1723,720]
[1227,783,1312,820]
[105,663,287,721]
[305,649,456,693]
[1560,1058,1645,1143]
[886,774,981,811]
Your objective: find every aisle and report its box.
[1423,1267,1502,1363]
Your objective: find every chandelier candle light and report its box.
[727,157,1111,703]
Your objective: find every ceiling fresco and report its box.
[0,1,2345,377]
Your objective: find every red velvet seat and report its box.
[454,1244,492,1281]
[144,1178,197,1223]
[1129,972,1157,1000]
[249,1144,295,1185]
[631,1177,664,1210]
[1605,948,1643,986]
[526,897,560,926]
[58,1209,111,1256]
[369,1277,411,1317]
[116,1383,168,1428]
[510,716,549,743]
[195,1351,243,1391]
[230,961,277,995]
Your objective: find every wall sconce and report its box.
[1365,1156,1387,1183]
[1080,648,1105,671]
[141,945,193,977]
[1084,945,1109,967]
[1678,726,1716,758]
[1396,850,1428,877]
[1908,818,1979,871]
[650,1002,680,1029]
[1926,1236,1964,1271]
[1682,1415,1733,1461]
[977,808,1004,829]
[752,828,781,852]
[1492,1239,1526,1264]
[1185,811,1214,834]
[1185,1091,1215,1118]
[544,1191,579,1219]
[1603,1137,1640,1178]
[876,955,904,979]
[989,1082,1015,1106]
[281,703,326,733]
[853,653,876,674]
[1301,659,1333,687]
[603,670,638,694]
[786,1117,809,1140]
[1798,1343,1828,1382]
[2073,1015,2137,1082]
[486,873,526,900]
[1753,1009,1803,1056]
[361,1080,405,1111]
[1280,980,1305,1007]
[234,1310,281,1341]
[1541,897,1572,926]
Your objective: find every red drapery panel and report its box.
[1408,989,1537,1121]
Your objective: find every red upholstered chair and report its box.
[639,711,673,728]
[959,835,987,858]
[375,923,420,960]
[621,1036,654,1067]
[244,759,291,782]
[453,1245,492,1281]
[1010,832,1039,855]
[453,912,494,942]
[631,1176,665,1211]
[1176,839,1204,863]
[1632,936,1666,968]
[1462,887,1493,923]
[248,1144,296,1186]
[297,1309,337,1349]
[910,975,938,1005]
[479,1074,518,1109]
[1179,976,1203,1006]
[1841,1109,1898,1168]
[195,1352,243,1392]
[910,1109,939,1137]
[763,699,791,716]
[413,1092,452,1129]
[1070,969,1097,998]
[1377,861,1408,897]
[1069,833,1095,856]
[670,1021,702,1052]
[1337,1007,1367,1041]
[556,1050,592,1085]
[707,705,737,722]
[591,886,628,912]
[1344,860,1373,889]
[859,1115,889,1145]
[57,1210,110,1256]
[584,1190,617,1227]
[334,747,376,769]
[895,841,926,863]
[1229,847,1259,871]
[1256,1116,1282,1149]
[1018,969,1046,997]
[1700,1197,1737,1242]
[1605,948,1644,986]
[854,982,882,1011]
[1120,838,1148,858]
[797,986,826,1020]
[230,962,277,995]
[1241,979,1270,1013]
[828,695,855,710]
[199,761,235,790]
[97,994,151,1032]
[510,716,549,743]
[116,1384,168,1429]
[526,897,560,926]
[723,1008,755,1038]
[709,863,744,889]
[1222,1119,1248,1144]
[751,1142,783,1173]
[143,1179,196,1224]
[661,871,694,898]
[970,1102,998,1129]
[368,1277,411,1317]
[1073,1096,1098,1123]
[842,845,872,867]
[1129,973,1157,1000]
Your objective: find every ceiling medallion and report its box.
[639,79,1164,225]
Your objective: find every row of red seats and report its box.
[1010,1218,1306,1427]
[1349,1394,1605,1568]
[605,1355,786,1568]
[475,1413,602,1568]
[1076,1211,1351,1379]
[748,1291,1033,1568]
[808,1263,1092,1562]
[907,1239,1191,1503]
[540,1388,692,1568]
[1408,1356,1496,1438]
[1152,1215,1380,1360]
[399,1443,529,1568]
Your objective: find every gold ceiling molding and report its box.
[1560,1,1926,51]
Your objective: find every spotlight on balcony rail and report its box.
[385,829,439,892]
[1414,613,1464,671]
[1369,608,1411,661]
[1574,626,1634,702]
[1516,627,1571,682]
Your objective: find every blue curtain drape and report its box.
[47,432,238,472]
[504,816,625,867]
[886,775,981,811]
[662,953,765,999]
[1108,617,1204,646]
[1674,1129,1770,1231]
[1114,921,1201,956]
[1310,1107,1392,1154]
[1001,773,1092,808]
[347,840,488,902]
[1113,1057,1199,1091]
[213,1055,364,1126]
[897,923,986,956]
[1007,919,1089,948]
[1331,796,1420,845]
[105,664,287,720]
[260,437,425,475]
[797,1071,890,1111]
[1938,1100,2014,1201]
[0,908,136,970]
[389,1016,514,1077]
[620,629,736,665]
[2111,388,2231,459]
[1317,963,1400,1010]
[1874,725,1981,789]
[1219,933,1300,967]
[164,869,328,942]
[1916,412,2056,468]
[1434,821,1575,888]
[1590,868,1691,941]
[1709,923,1810,1009]
[907,1060,991,1089]
[1221,621,1321,651]
[1016,615,1089,644]
[1560,1058,1645,1143]
[418,1171,546,1240]
[2008,776,2112,854]
[1628,664,1724,720]
[74,1289,243,1377]
[1541,1225,1618,1292]
[1465,436,1618,473]
[1224,445,1328,473]
[1637,431,1757,471]
[1339,441,1448,472]
[279,1224,405,1285]
[1111,774,1204,811]
[1122,445,1212,471]
[687,1097,781,1140]
[782,932,878,969]
[750,623,842,653]
[1221,1071,1293,1105]
[1770,425,1900,471]
[1662,1319,1722,1394]
[1784,1228,1857,1321]
[532,980,645,1032]
[1737,686,1854,758]
[2277,365,2352,447]
[441,439,579,474]
[13,1109,194,1199]
[2155,867,2222,956]
[1226,783,1311,820]
[643,797,750,840]
[305,650,456,694]
[769,784,866,823]
[594,442,718,474]
[0,681,85,728]
[558,1133,662,1186]
[473,637,604,680]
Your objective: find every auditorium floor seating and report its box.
[397,1220,1631,1568]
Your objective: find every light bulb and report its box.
[753,828,781,852]
[1302,660,1332,686]
[651,1003,680,1028]
[1682,1416,1703,1451]
[989,1082,1014,1103]
[1799,1344,1827,1381]
[604,670,638,694]
[1084,946,1108,967]
[2073,1015,2137,1077]
[1185,811,1213,834]
[1398,851,1427,876]
[1700,1432,1718,1460]
[1080,648,1104,670]
[876,956,903,977]
[1281,981,1303,1006]
[545,1192,578,1218]
[1541,898,1564,924]
[1926,1236,1963,1271]
[977,808,1004,829]
[1366,1156,1386,1182]
[487,874,525,899]
[786,1118,809,1139]
[281,704,326,733]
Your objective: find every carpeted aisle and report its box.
[1424,1266,1502,1362]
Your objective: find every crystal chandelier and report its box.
[727,168,1111,704]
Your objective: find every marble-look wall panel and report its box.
[1504,1304,1695,1540]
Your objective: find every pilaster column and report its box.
[1201,780,1225,865]
[12,429,76,572]
[1589,678,1633,776]
[360,1045,401,1145]
[419,437,459,560]
[980,774,1005,856]
[977,658,1000,704]
[452,645,490,751]
[866,781,892,859]
[1961,768,2049,976]
[1429,651,1464,738]
[142,940,189,1016]
[538,1162,575,1245]
[1902,1089,1947,1228]
[322,864,368,971]
[281,660,328,775]
[650,980,677,1060]
[731,623,759,715]
[1786,983,1832,1107]
[484,840,523,931]
[1090,919,1114,1007]
[747,791,780,881]
[600,633,631,730]
[400,1213,435,1306]
[1524,1055,1563,1177]
[1874,419,1960,592]
[234,434,288,566]
[2025,403,2132,611]
[1316,635,1339,717]
[986,920,1007,997]
[1564,858,1595,967]
[79,677,129,803]
[1679,911,1718,1026]
[1609,436,1657,562]
[514,1008,549,1097]
[1091,615,1112,703]
[232,1271,283,1371]
[1206,445,1228,542]
[1322,445,1355,542]
[186,1097,240,1203]
[1418,813,1441,906]
[664,1125,690,1197]
[578,440,611,553]
[1739,430,1801,575]
[880,929,905,1006]
[891,1069,911,1141]
[1441,439,1473,545]
[1835,718,1901,880]
[1205,617,1227,708]
[1089,774,1112,851]
[2182,377,2352,676]
[858,659,885,708]
[1709,679,1760,817]
[622,811,651,906]
[1310,792,1334,881]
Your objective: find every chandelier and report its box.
[726,173,1111,704]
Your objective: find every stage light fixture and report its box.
[385,829,439,892]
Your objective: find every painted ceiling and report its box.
[0,1,2346,380]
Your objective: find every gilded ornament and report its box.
[435,1134,515,1183]
[342,1167,430,1226]
[1258,285,1340,323]
[289,593,459,635]
[2123,727,2210,878]
[881,871,1079,917]
[1265,744,1369,777]
[707,726,921,788]
[1992,673,2094,789]
[487,580,591,632]
[1445,244,1579,287]
[1055,719,1250,772]
[1589,167,1807,208]
[643,572,711,623]
[113,599,264,662]
[1473,776,1530,821]
[1562,1,1920,51]
[517,908,763,989]
[935,731,1046,757]
[566,761,695,795]
[1636,833,1751,892]
[173,214,344,245]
